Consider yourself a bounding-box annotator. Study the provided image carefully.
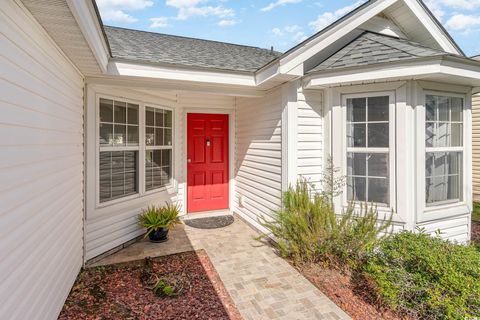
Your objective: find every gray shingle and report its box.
[104,26,282,73]
[309,32,448,73]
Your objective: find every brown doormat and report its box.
[184,215,234,229]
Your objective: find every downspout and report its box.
[82,82,87,268]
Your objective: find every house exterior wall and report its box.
[235,88,284,231]
[473,93,480,200]
[0,1,84,319]
[84,84,235,261]
[295,88,324,191]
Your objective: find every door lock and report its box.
[206,139,211,147]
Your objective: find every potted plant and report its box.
[138,203,181,243]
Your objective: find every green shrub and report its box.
[138,203,181,238]
[261,171,392,268]
[364,231,480,319]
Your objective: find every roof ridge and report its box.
[104,25,280,54]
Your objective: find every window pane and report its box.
[162,149,172,168]
[368,154,388,178]
[165,110,173,128]
[347,153,366,176]
[425,123,434,148]
[368,123,388,147]
[155,109,164,127]
[164,129,172,146]
[146,149,172,191]
[114,101,127,124]
[425,152,462,204]
[347,124,366,147]
[127,104,139,125]
[425,95,436,121]
[438,96,449,121]
[100,99,113,123]
[347,98,366,122]
[127,126,139,145]
[451,123,462,147]
[368,96,389,121]
[114,125,126,146]
[451,98,463,122]
[155,128,164,146]
[146,127,154,146]
[146,107,155,126]
[99,151,138,203]
[347,177,366,202]
[100,123,113,146]
[368,178,388,204]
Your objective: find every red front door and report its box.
[187,113,229,213]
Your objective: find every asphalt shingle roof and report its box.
[104,26,282,73]
[310,31,448,73]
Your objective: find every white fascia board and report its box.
[304,60,442,88]
[109,61,257,87]
[403,0,461,55]
[66,0,110,73]
[305,58,480,88]
[473,87,480,94]
[278,0,398,74]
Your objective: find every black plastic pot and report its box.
[148,228,169,243]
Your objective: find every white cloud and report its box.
[272,27,284,36]
[261,0,302,12]
[424,0,445,20]
[293,31,307,42]
[166,0,206,7]
[218,19,238,26]
[437,0,480,10]
[150,17,170,28]
[308,1,365,32]
[176,6,234,20]
[97,0,153,23]
[446,14,480,31]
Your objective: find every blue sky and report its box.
[96,0,480,56]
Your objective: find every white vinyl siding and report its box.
[235,89,283,231]
[0,1,84,319]
[472,94,480,200]
[296,89,324,191]
[85,88,235,261]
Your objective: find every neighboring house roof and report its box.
[104,26,282,73]
[473,55,480,61]
[310,31,449,72]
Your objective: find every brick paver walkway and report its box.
[91,217,351,320]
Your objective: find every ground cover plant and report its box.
[364,231,480,320]
[59,251,241,320]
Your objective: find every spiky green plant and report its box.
[260,159,392,268]
[138,203,181,238]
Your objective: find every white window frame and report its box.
[341,91,396,211]
[144,105,174,196]
[95,94,174,208]
[417,89,469,221]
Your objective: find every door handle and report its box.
[187,159,192,163]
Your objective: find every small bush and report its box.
[261,159,392,268]
[364,231,480,319]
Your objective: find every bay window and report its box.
[98,97,173,204]
[425,94,463,205]
[345,93,394,206]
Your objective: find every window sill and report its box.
[418,202,470,223]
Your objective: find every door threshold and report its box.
[182,209,232,220]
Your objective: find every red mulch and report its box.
[299,264,411,320]
[473,221,480,244]
[59,250,242,320]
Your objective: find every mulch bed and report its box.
[59,250,242,320]
[299,264,410,320]
[473,221,480,244]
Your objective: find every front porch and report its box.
[89,216,350,320]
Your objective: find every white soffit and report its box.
[21,0,108,75]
